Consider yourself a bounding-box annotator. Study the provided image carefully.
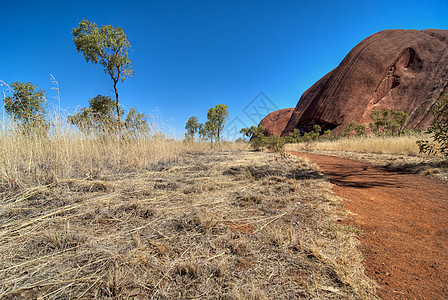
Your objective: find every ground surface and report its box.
[290,152,448,300]
[0,151,376,299]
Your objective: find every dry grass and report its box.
[285,136,448,182]
[0,129,247,191]
[285,135,423,156]
[0,145,377,299]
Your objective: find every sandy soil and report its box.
[290,152,448,300]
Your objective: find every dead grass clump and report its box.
[0,150,377,299]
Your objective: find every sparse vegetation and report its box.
[369,109,408,136]
[344,121,366,137]
[417,98,448,158]
[3,81,49,136]
[72,19,134,124]
[0,145,377,298]
[205,104,229,143]
[186,104,229,144]
[240,125,266,151]
[286,135,423,156]
[68,95,148,137]
[185,116,200,141]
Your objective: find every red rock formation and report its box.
[259,108,294,136]
[264,29,448,136]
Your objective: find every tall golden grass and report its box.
[0,114,247,190]
[285,135,426,156]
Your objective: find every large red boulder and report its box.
[263,29,448,136]
[259,108,295,136]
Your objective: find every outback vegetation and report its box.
[72,19,134,125]
[2,16,446,299]
[185,104,229,143]
[417,98,448,158]
[0,19,377,298]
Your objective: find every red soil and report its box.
[290,152,448,300]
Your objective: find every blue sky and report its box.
[1,0,447,139]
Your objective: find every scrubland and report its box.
[285,135,448,182]
[0,126,377,299]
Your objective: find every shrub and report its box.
[240,125,266,151]
[344,121,366,137]
[369,109,408,136]
[417,98,448,157]
[264,135,286,152]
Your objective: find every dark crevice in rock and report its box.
[373,47,422,105]
[295,118,339,134]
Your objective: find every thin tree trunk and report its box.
[113,79,122,139]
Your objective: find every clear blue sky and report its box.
[1,0,447,139]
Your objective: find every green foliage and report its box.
[124,107,149,137]
[264,135,286,153]
[3,81,49,136]
[321,129,335,140]
[69,95,119,135]
[344,121,366,137]
[300,125,322,142]
[417,98,448,157]
[286,129,301,143]
[312,124,322,134]
[369,109,408,135]
[68,95,148,137]
[239,125,287,153]
[185,116,200,141]
[198,123,207,141]
[240,125,266,150]
[391,110,409,134]
[72,19,133,121]
[205,104,229,143]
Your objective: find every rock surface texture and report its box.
[259,108,295,136]
[265,29,448,135]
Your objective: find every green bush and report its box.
[417,98,448,157]
[240,125,266,151]
[264,135,286,152]
[343,121,366,137]
[369,109,408,136]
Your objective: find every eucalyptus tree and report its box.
[72,19,134,123]
[3,81,48,135]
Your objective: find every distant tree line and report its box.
[185,104,229,143]
[239,109,414,153]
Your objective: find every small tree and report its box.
[198,123,207,141]
[68,95,120,135]
[185,116,200,141]
[203,120,216,143]
[205,104,229,143]
[3,81,48,135]
[369,109,408,135]
[286,128,302,143]
[417,98,448,157]
[72,19,134,125]
[391,110,409,135]
[240,125,266,150]
[265,135,286,153]
[344,121,366,137]
[124,107,149,137]
[302,124,322,142]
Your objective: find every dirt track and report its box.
[290,152,448,300]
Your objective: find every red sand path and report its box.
[290,152,448,300]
